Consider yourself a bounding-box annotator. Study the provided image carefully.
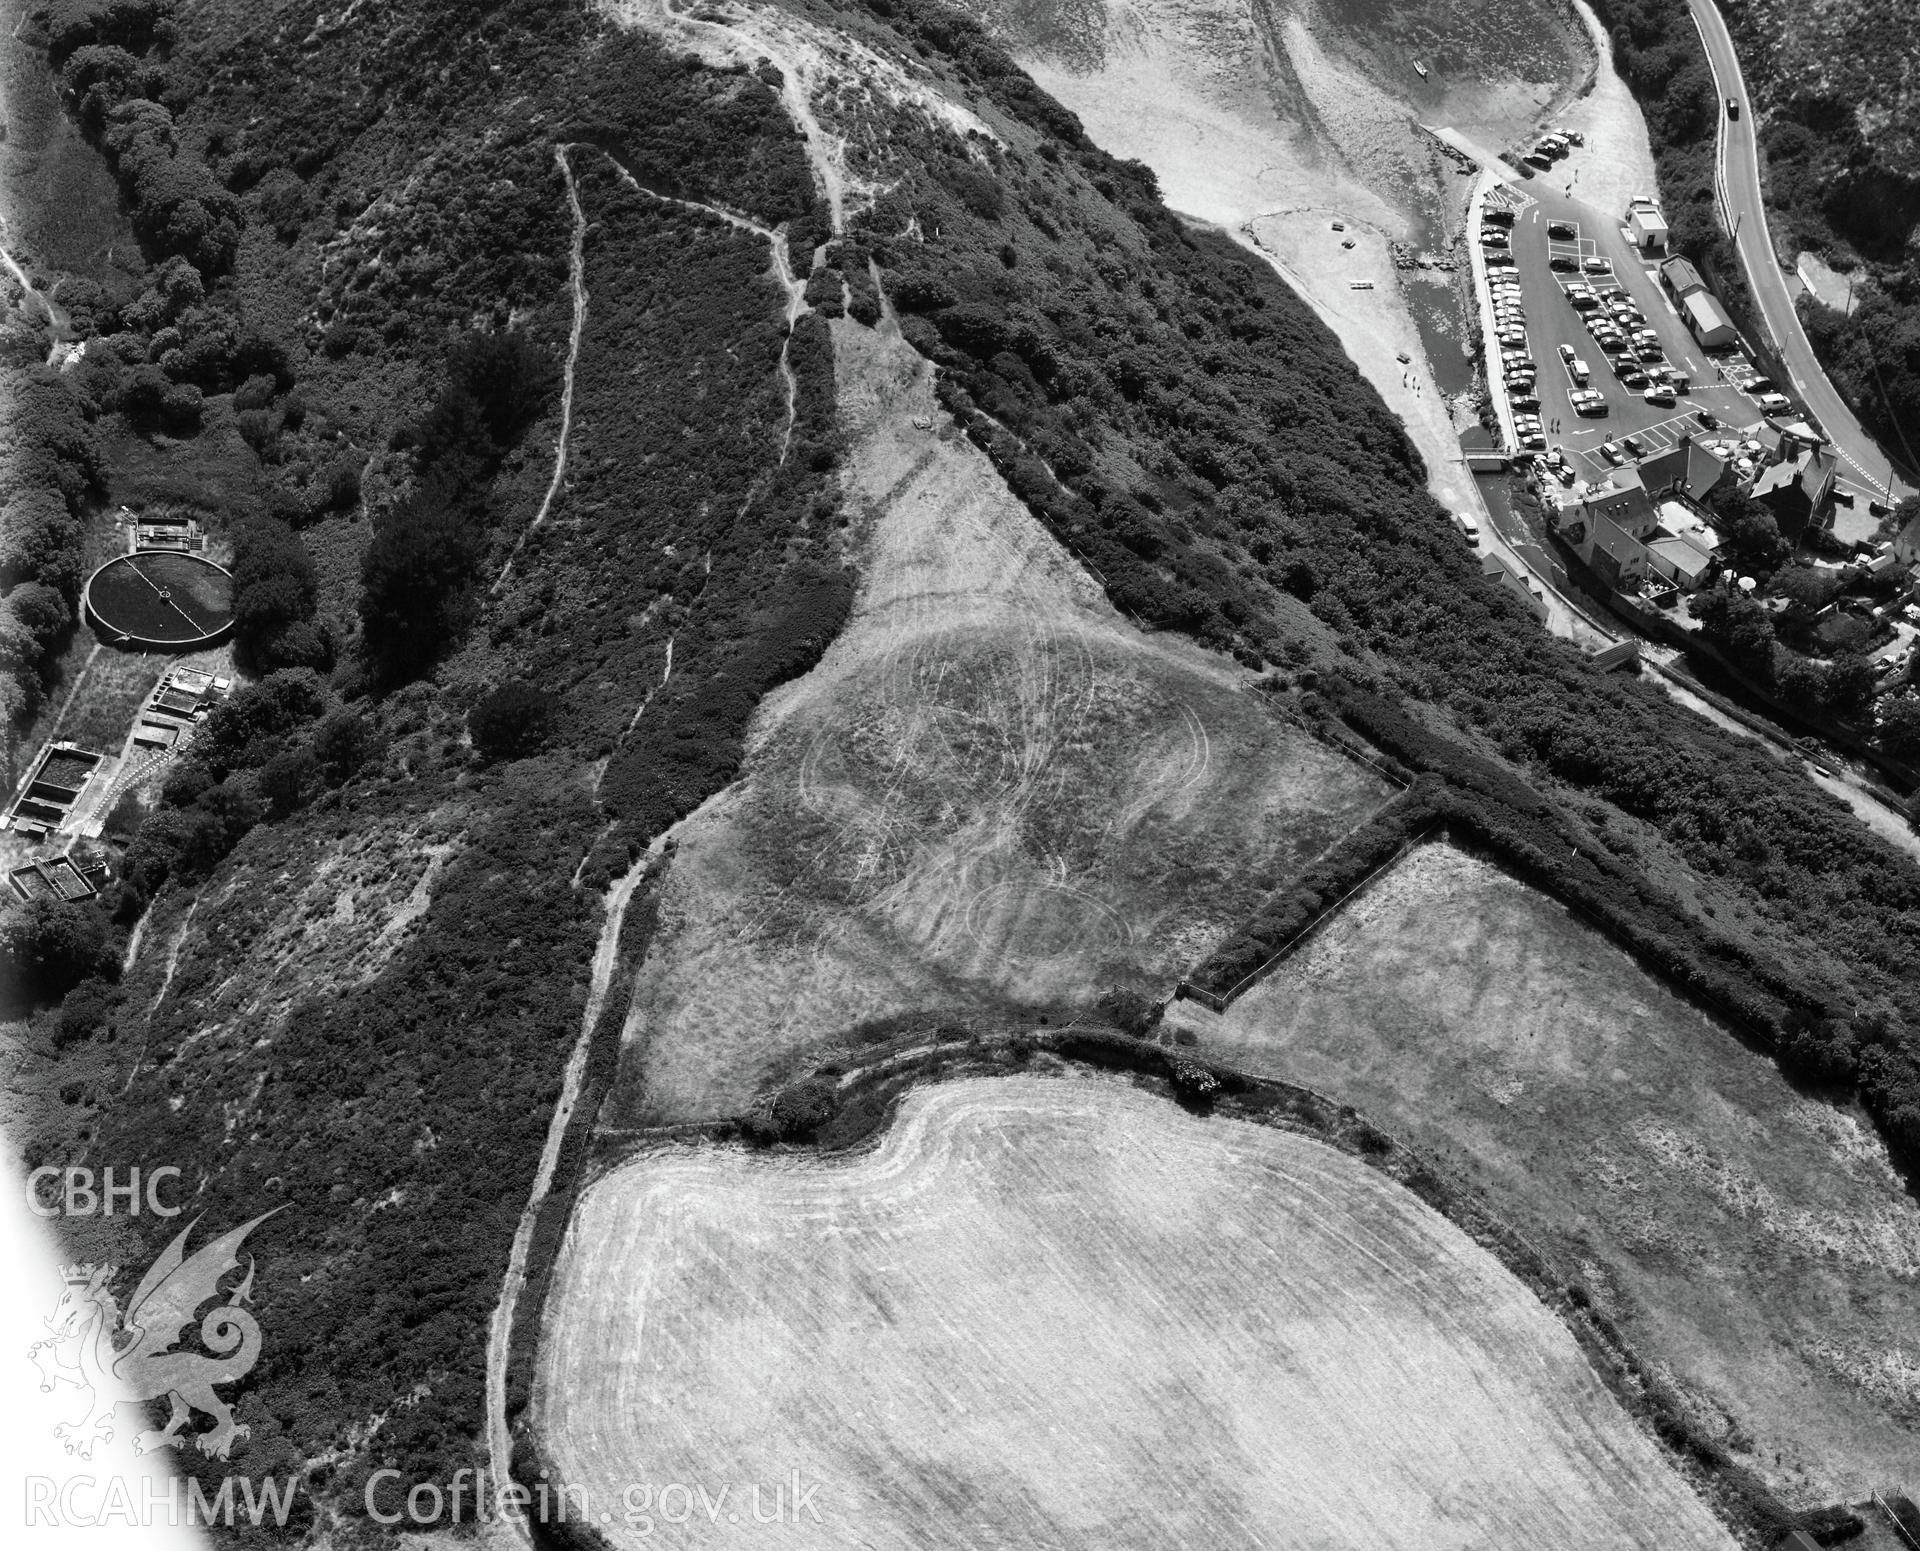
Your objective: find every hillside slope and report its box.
[6,0,1920,1542]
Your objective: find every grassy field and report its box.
[602,314,1388,1126]
[1197,841,1920,1505]
[539,1071,1737,1550]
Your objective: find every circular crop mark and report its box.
[83,552,234,649]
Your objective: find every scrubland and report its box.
[1202,841,1920,1502]
[606,313,1385,1124]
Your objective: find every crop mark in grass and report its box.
[541,1074,1740,1551]
[961,879,1134,961]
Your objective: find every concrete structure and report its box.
[1647,532,1716,588]
[1638,437,1732,504]
[1480,550,1551,621]
[1895,507,1920,565]
[1628,207,1670,252]
[4,743,105,838]
[1750,442,1838,541]
[1575,468,1657,537]
[1682,290,1737,349]
[1660,256,1706,299]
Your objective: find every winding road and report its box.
[1687,0,1913,505]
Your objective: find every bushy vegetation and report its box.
[836,0,1920,1172]
[18,0,1920,1536]
[1594,0,1919,466]
[0,368,102,719]
[28,2,847,1530]
[358,329,558,683]
[1586,0,1748,316]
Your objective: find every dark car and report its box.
[1547,221,1576,239]
[1512,395,1542,412]
[1622,435,1645,456]
[1726,96,1740,119]
[1550,254,1580,272]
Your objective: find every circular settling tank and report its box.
[83,551,234,649]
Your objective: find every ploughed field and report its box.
[602,316,1387,1126]
[1197,842,1920,1502]
[538,1072,1737,1550]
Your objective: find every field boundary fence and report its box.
[1178,826,1437,1013]
[1258,696,1411,790]
[1875,1489,1920,1551]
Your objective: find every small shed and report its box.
[1628,207,1670,252]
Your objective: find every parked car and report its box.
[1569,291,1599,309]
[1547,220,1576,240]
[1696,409,1720,428]
[1622,434,1645,456]
[1583,257,1611,274]
[1557,343,1576,363]
[1483,208,1515,227]
[1550,254,1581,272]
[1600,441,1623,462]
[1511,395,1542,412]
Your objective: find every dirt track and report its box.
[538,1072,1739,1550]
[604,310,1386,1125]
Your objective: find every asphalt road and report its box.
[1687,0,1914,504]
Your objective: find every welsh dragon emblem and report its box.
[28,1211,279,1461]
